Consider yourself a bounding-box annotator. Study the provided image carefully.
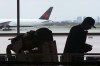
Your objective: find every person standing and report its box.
[62,17,96,66]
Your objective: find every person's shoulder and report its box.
[70,25,83,32]
[71,25,80,29]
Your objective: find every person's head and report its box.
[23,30,37,50]
[36,27,53,43]
[81,17,96,30]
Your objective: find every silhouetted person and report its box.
[62,17,96,66]
[6,30,37,61]
[34,28,58,63]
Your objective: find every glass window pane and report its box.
[0,0,17,33]
[20,0,100,33]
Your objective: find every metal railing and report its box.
[0,53,100,65]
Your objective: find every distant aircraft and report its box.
[0,21,11,29]
[0,7,53,31]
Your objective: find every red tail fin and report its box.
[39,7,53,20]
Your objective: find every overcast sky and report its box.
[0,0,100,21]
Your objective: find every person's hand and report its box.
[84,43,92,52]
[85,43,92,51]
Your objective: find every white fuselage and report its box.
[0,19,50,26]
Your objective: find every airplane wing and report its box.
[42,20,54,26]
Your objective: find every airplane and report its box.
[0,21,11,29]
[0,7,53,31]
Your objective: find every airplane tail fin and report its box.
[39,7,53,20]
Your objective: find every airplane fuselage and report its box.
[0,19,49,27]
[0,7,53,30]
